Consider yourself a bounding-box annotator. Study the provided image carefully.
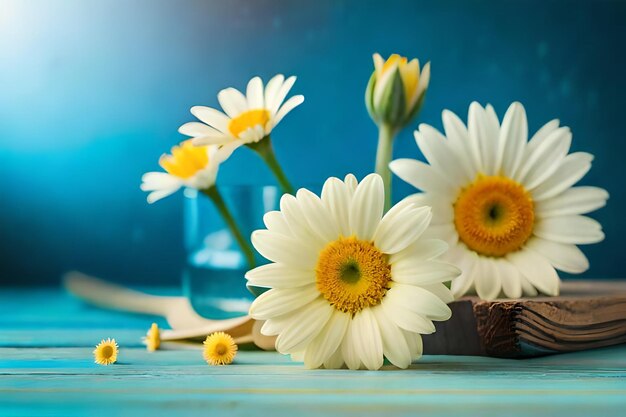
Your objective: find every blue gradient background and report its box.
[1,0,624,286]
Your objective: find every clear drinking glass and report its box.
[182,185,281,319]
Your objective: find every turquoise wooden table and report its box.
[2,288,625,417]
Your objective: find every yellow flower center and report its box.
[215,343,227,355]
[159,140,209,179]
[203,332,237,366]
[228,109,270,138]
[315,236,391,315]
[101,345,113,358]
[454,175,535,257]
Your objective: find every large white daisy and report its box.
[390,102,608,300]
[140,140,236,203]
[246,173,460,370]
[179,74,304,147]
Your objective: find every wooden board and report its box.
[423,281,626,357]
[1,288,626,416]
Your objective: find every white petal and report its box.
[534,215,604,244]
[400,193,453,225]
[264,74,284,112]
[218,87,248,118]
[402,329,423,360]
[448,245,478,298]
[280,194,325,246]
[261,316,290,337]
[421,224,458,245]
[323,347,345,369]
[321,177,352,237]
[484,104,501,138]
[526,238,589,274]
[468,102,498,175]
[249,285,319,320]
[262,211,291,236]
[381,296,436,334]
[386,284,451,321]
[372,306,411,368]
[246,76,264,109]
[146,187,180,204]
[275,299,333,353]
[344,173,358,193]
[516,127,572,187]
[415,125,466,187]
[251,230,318,268]
[245,263,314,289]
[389,159,456,196]
[296,188,340,242]
[140,172,181,191]
[273,95,304,128]
[508,249,560,296]
[495,102,527,178]
[372,53,384,74]
[352,309,383,370]
[527,119,560,152]
[349,174,384,240]
[341,322,362,370]
[531,152,594,201]
[213,141,241,164]
[415,61,430,98]
[494,258,522,299]
[190,106,231,134]
[191,135,230,146]
[474,257,502,301]
[178,122,223,138]
[303,311,350,369]
[441,109,479,180]
[391,238,449,265]
[392,258,460,286]
[519,273,539,297]
[374,205,432,254]
[535,186,609,217]
[268,75,296,115]
[420,283,455,304]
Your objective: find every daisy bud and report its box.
[366,53,430,129]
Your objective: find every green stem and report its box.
[247,136,294,195]
[202,186,256,270]
[375,123,397,211]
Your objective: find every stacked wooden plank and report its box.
[423,281,626,357]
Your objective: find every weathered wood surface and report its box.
[1,288,625,417]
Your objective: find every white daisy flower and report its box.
[390,102,609,300]
[140,140,236,203]
[179,74,304,147]
[246,173,460,370]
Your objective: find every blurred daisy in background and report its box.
[180,74,304,147]
[247,173,459,370]
[178,74,303,194]
[390,102,608,300]
[140,140,237,204]
[141,139,255,268]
